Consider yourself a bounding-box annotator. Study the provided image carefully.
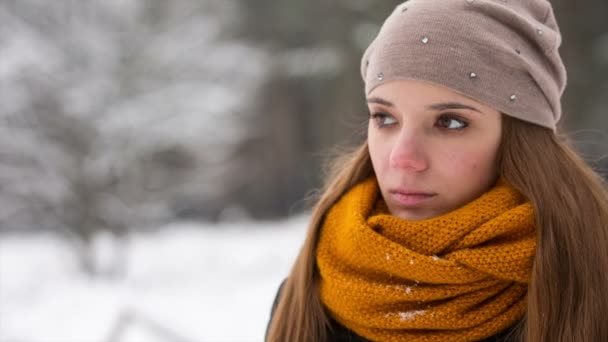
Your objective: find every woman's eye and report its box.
[370,112,398,127]
[436,114,468,129]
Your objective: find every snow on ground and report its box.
[0,215,308,342]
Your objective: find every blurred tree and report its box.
[0,0,265,274]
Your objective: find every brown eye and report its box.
[437,114,468,129]
[369,112,398,127]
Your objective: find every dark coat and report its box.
[266,280,518,342]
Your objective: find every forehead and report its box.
[368,79,499,114]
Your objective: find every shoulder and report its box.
[265,279,287,341]
[270,279,286,317]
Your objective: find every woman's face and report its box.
[367,80,502,221]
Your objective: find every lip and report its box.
[389,189,437,207]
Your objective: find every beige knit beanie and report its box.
[361,0,567,130]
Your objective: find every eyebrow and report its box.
[366,97,483,114]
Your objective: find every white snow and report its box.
[398,310,425,321]
[0,215,308,342]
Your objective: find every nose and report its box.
[389,129,428,172]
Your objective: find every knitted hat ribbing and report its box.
[361,0,567,130]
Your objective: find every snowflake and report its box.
[398,310,426,321]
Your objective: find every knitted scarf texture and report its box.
[316,177,536,341]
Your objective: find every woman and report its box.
[266,0,608,341]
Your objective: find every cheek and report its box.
[367,131,390,175]
[368,142,386,178]
[436,144,499,187]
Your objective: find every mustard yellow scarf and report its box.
[316,177,535,342]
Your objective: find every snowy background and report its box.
[1,1,606,342]
[0,215,308,342]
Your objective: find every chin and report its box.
[392,208,437,221]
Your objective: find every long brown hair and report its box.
[266,115,608,342]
